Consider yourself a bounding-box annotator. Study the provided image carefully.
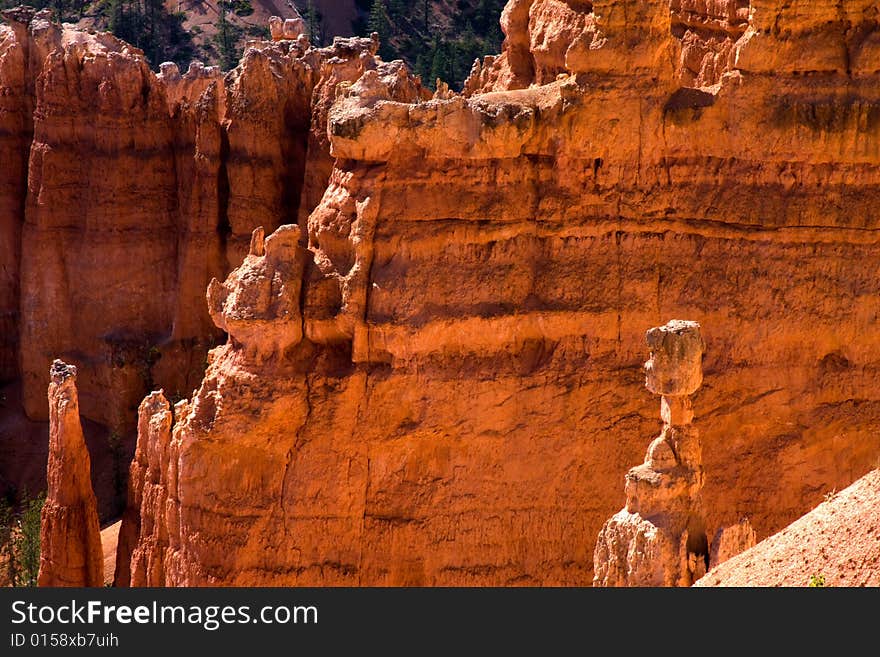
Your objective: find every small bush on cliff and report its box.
[0,497,16,585]
[15,493,44,586]
[808,573,826,587]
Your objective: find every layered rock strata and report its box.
[593,320,709,587]
[38,360,103,587]
[5,0,880,586]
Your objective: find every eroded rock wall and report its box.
[0,11,400,516]
[120,0,880,586]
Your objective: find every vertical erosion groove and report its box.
[217,125,232,256]
[281,101,310,240]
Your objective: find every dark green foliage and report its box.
[366,0,393,61]
[230,0,252,17]
[15,492,43,587]
[0,490,45,587]
[213,1,243,71]
[245,24,268,40]
[355,0,506,90]
[0,0,505,85]
[103,0,196,70]
[0,0,70,19]
[0,497,16,586]
[0,0,197,71]
[304,0,324,46]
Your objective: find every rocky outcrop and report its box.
[114,0,880,586]
[0,12,421,517]
[38,360,103,587]
[696,469,880,587]
[593,320,709,587]
[207,226,310,362]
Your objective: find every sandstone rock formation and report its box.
[38,360,103,587]
[207,226,310,362]
[115,0,880,586]
[593,320,709,587]
[696,469,880,587]
[0,11,424,517]
[269,14,307,43]
[464,0,747,93]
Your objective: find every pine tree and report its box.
[415,52,429,85]
[49,0,68,23]
[353,0,507,91]
[215,0,241,71]
[305,0,323,46]
[429,37,449,87]
[367,0,393,61]
[108,0,126,36]
[388,0,405,20]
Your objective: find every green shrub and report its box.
[0,491,45,587]
[15,492,45,587]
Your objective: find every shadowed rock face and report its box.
[38,360,103,587]
[114,390,174,588]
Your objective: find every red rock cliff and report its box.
[117,0,880,586]
[4,1,880,586]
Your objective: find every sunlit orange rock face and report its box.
[0,9,406,515]
[114,1,880,586]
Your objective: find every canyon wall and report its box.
[0,8,408,516]
[118,0,880,585]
